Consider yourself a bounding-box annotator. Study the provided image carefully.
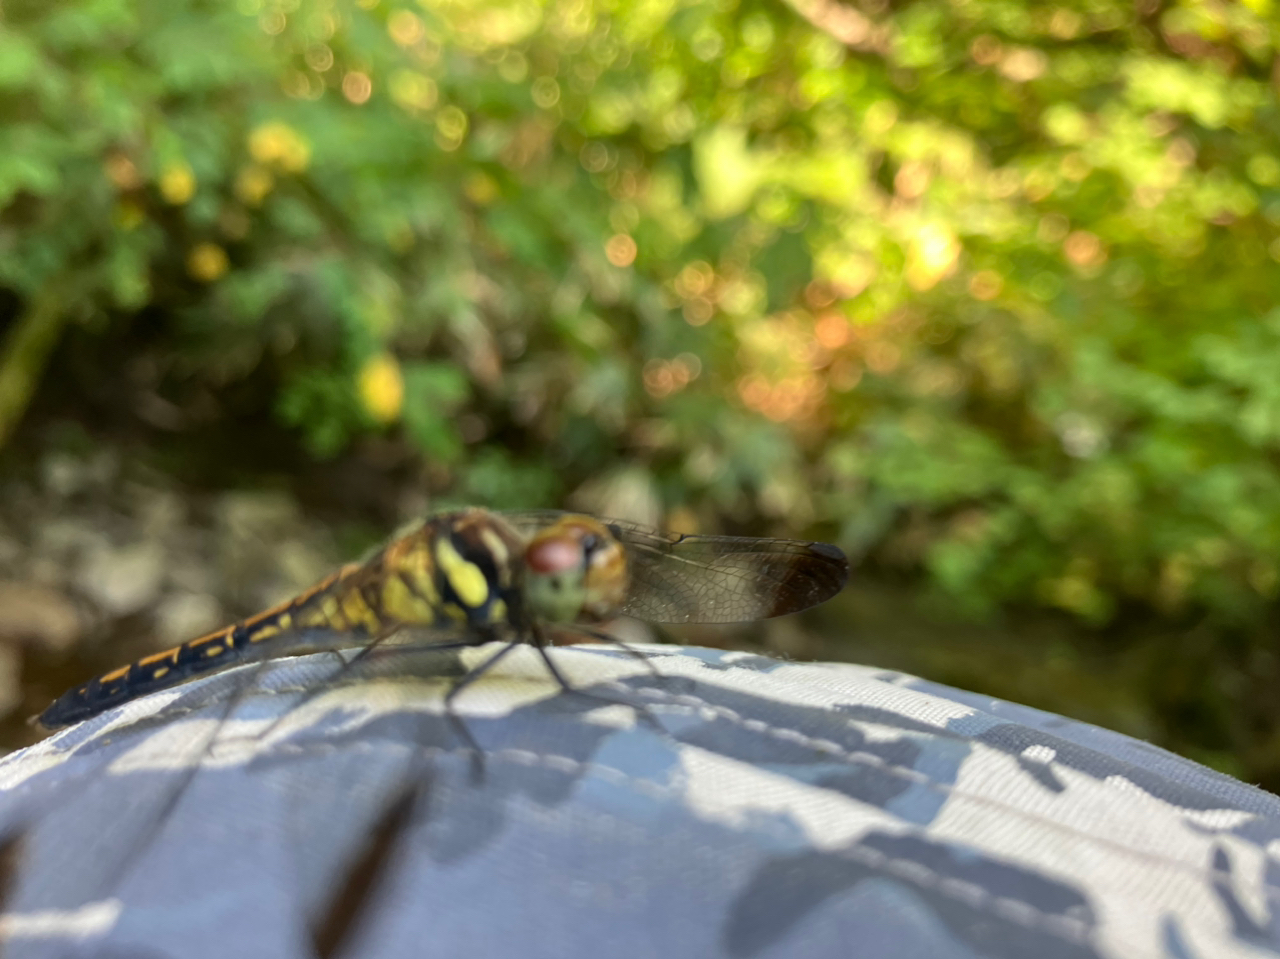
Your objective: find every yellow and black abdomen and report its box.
[37,625,246,730]
[35,568,359,730]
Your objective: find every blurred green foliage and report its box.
[2,0,1280,631]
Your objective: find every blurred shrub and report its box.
[1,0,1280,625]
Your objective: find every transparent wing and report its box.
[501,510,849,625]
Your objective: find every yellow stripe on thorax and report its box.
[434,537,490,609]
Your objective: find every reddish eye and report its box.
[526,537,581,574]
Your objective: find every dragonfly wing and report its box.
[604,521,848,624]
[501,511,849,625]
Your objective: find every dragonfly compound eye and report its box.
[526,536,583,576]
[524,517,629,624]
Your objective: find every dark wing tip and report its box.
[805,540,850,595]
[808,540,849,569]
[766,540,849,618]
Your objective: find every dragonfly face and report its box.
[36,508,848,731]
[523,515,629,625]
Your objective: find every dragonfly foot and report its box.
[443,706,487,784]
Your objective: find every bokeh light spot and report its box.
[1064,230,1106,269]
[605,234,637,267]
[105,154,141,190]
[531,76,561,108]
[388,10,424,46]
[305,44,334,72]
[814,313,851,350]
[390,70,437,111]
[159,163,196,205]
[968,270,1003,301]
[435,106,468,150]
[906,224,960,290]
[187,243,229,282]
[343,71,373,104]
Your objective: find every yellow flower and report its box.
[248,122,311,173]
[187,243,229,282]
[358,354,404,423]
[159,163,196,205]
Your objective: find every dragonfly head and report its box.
[524,516,629,624]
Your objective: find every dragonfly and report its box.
[36,507,849,731]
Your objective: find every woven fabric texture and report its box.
[0,643,1275,959]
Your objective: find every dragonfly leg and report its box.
[249,633,396,746]
[531,624,668,739]
[444,639,521,782]
[252,630,484,746]
[564,625,662,679]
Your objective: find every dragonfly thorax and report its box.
[523,515,629,624]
